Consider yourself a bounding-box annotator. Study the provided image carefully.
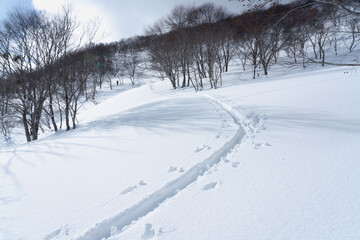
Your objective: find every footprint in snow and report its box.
[139,180,147,186]
[232,162,240,168]
[142,224,155,240]
[253,142,272,149]
[178,168,185,173]
[247,112,255,119]
[121,185,137,195]
[252,115,260,124]
[168,166,177,172]
[253,143,262,149]
[104,181,146,205]
[157,227,175,236]
[202,182,218,191]
[194,145,211,153]
[44,225,70,240]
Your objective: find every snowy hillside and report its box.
[1,62,360,240]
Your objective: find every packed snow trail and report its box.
[76,95,246,240]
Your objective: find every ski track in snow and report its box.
[74,92,263,240]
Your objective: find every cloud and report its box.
[32,0,62,12]
[32,0,247,42]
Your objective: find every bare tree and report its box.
[147,3,231,90]
[218,24,237,73]
[42,6,80,133]
[236,14,261,79]
[148,32,180,89]
[0,6,99,141]
[235,0,360,16]
[0,9,55,141]
[282,13,310,68]
[344,18,360,52]
[314,0,360,16]
[119,46,141,86]
[0,75,15,141]
[56,50,95,131]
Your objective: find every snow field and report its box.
[1,62,360,240]
[111,65,360,240]
[0,81,239,240]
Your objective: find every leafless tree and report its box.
[148,32,180,89]
[344,18,360,52]
[283,16,309,68]
[56,50,95,130]
[218,24,237,73]
[0,9,56,141]
[119,46,141,86]
[0,75,15,141]
[235,0,360,16]
[0,6,99,141]
[147,3,231,90]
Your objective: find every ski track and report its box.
[74,93,255,240]
[201,93,265,142]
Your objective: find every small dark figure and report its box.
[116,80,119,86]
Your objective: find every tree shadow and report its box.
[78,97,220,134]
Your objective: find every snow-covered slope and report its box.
[115,66,360,240]
[1,63,360,240]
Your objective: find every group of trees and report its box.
[147,4,236,90]
[237,0,360,16]
[145,1,360,89]
[0,8,131,142]
[0,8,82,142]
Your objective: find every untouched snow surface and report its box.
[1,64,360,240]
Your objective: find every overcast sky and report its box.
[0,0,248,42]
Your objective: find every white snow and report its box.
[1,61,360,240]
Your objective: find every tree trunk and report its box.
[22,113,31,142]
[65,94,71,131]
[48,92,58,132]
[263,63,268,76]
